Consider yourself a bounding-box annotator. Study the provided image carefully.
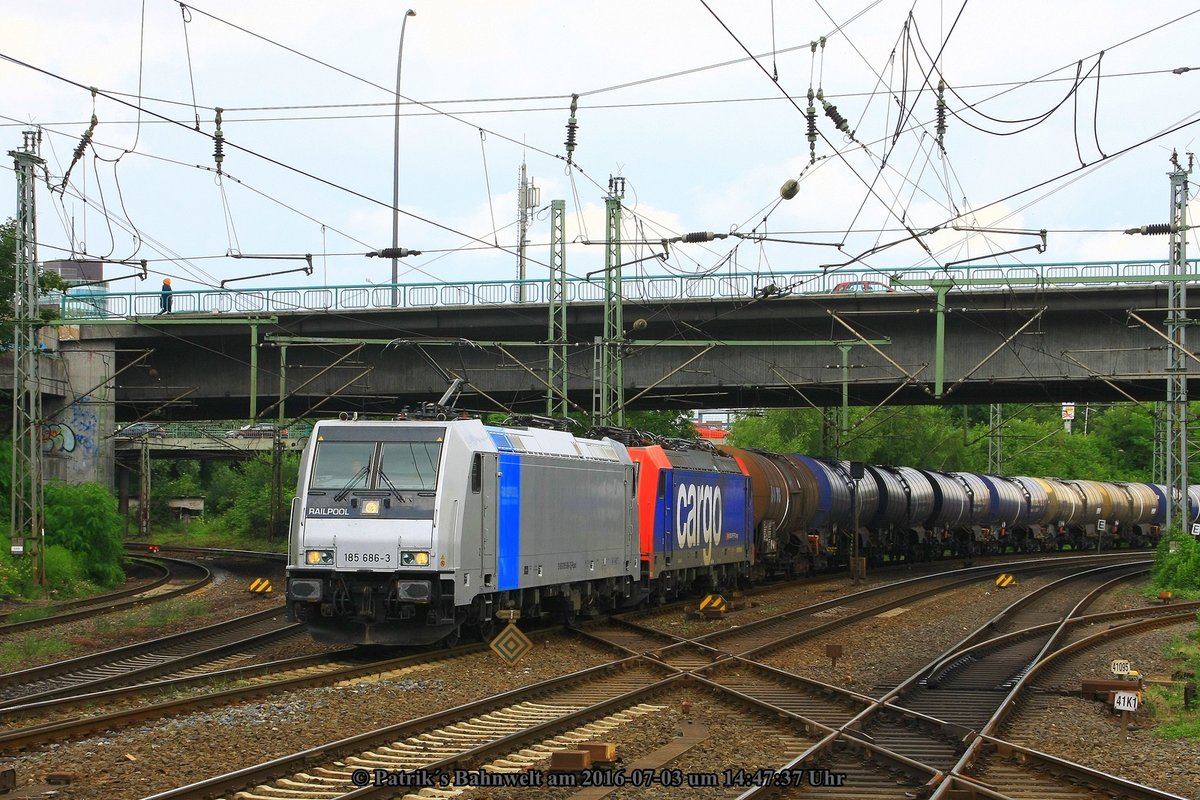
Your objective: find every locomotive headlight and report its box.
[305,549,334,566]
[362,500,380,515]
[400,550,430,566]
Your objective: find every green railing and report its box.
[54,259,1200,322]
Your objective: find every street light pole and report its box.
[391,8,417,307]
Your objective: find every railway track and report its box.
[96,554,1168,799]
[0,607,295,708]
[727,567,1197,799]
[0,553,1107,753]
[3,550,1188,799]
[0,556,212,635]
[140,658,676,800]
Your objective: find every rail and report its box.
[52,258,1200,321]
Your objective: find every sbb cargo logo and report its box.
[676,483,724,552]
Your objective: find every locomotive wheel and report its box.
[475,617,495,642]
[442,625,461,649]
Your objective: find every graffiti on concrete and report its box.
[43,422,76,453]
[42,396,100,456]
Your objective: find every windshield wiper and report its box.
[333,465,369,502]
[377,470,404,500]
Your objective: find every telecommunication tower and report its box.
[516,161,539,303]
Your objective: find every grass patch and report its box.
[1146,684,1200,739]
[145,598,210,628]
[0,637,71,672]
[1145,620,1200,739]
[5,606,54,623]
[132,521,286,553]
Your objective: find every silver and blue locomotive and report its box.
[286,419,639,645]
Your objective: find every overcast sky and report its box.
[3,1,1200,296]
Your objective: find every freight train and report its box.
[285,416,1170,646]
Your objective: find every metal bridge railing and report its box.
[51,259,1200,322]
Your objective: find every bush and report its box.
[0,548,37,600]
[43,544,86,596]
[1149,529,1200,599]
[43,481,125,588]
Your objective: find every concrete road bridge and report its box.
[48,259,1200,414]
[18,258,1199,486]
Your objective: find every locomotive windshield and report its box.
[309,440,442,492]
[379,441,441,491]
[310,442,376,491]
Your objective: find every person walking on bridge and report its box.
[158,278,172,315]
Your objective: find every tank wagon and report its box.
[286,419,1172,647]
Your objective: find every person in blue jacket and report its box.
[158,278,172,315]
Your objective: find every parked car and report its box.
[832,280,894,293]
[117,422,167,439]
[226,422,288,438]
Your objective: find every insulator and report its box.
[213,132,224,174]
[213,107,225,175]
[682,231,715,243]
[564,93,580,164]
[60,114,98,191]
[822,99,850,135]
[1140,223,1175,236]
[935,79,947,151]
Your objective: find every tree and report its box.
[42,481,124,587]
[0,218,68,346]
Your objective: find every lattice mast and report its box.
[593,177,625,426]
[546,199,568,417]
[1165,153,1193,531]
[988,403,1004,474]
[9,130,45,581]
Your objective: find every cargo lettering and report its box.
[676,483,723,552]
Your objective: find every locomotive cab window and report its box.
[470,453,482,494]
[310,441,377,491]
[379,441,442,492]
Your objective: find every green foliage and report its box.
[0,548,38,600]
[1148,530,1200,598]
[43,481,125,587]
[0,635,71,673]
[43,544,86,596]
[623,410,696,438]
[184,454,298,538]
[727,402,1160,481]
[728,406,974,467]
[1145,624,1200,739]
[0,218,69,343]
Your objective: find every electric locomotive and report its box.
[286,418,639,645]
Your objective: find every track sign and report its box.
[1113,691,1139,712]
[249,578,273,594]
[489,622,533,666]
[1192,523,1200,538]
[995,573,1016,588]
[1110,659,1132,676]
[1096,519,1106,532]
